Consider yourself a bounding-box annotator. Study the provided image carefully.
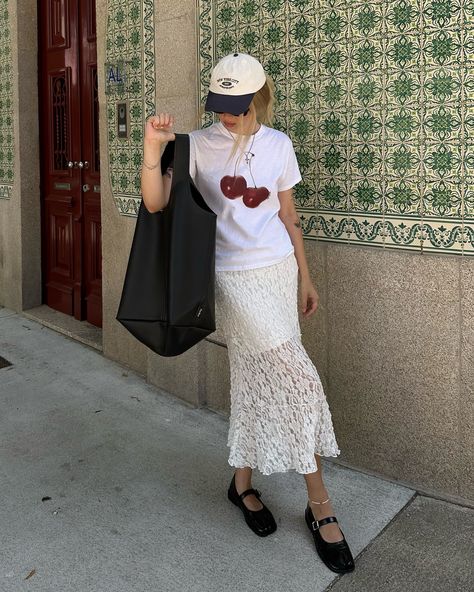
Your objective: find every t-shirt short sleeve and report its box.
[189,133,197,182]
[277,138,302,192]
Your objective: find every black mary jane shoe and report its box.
[227,473,277,537]
[304,503,355,573]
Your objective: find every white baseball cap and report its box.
[205,53,267,115]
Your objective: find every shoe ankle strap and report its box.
[239,488,261,501]
[311,515,338,530]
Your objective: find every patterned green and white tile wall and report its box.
[105,0,156,215]
[0,0,14,200]
[197,0,474,255]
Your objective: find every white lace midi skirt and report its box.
[215,250,341,475]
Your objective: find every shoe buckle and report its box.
[311,519,319,531]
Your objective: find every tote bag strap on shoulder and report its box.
[160,134,190,191]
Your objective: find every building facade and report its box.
[0,0,473,504]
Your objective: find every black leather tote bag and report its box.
[116,133,217,357]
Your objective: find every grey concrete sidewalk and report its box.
[0,306,472,592]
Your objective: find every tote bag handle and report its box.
[160,134,191,194]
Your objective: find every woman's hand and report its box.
[299,277,319,318]
[145,112,176,145]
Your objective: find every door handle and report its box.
[82,184,90,192]
[67,161,90,169]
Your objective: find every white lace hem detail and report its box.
[226,333,341,475]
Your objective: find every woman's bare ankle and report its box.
[233,468,263,510]
[234,467,253,491]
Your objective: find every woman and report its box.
[140,52,355,574]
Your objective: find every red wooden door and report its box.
[39,0,102,327]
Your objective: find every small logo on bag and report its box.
[196,306,203,318]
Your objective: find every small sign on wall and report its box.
[105,60,132,95]
[0,185,12,199]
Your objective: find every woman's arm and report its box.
[140,140,172,213]
[278,187,310,281]
[141,113,175,213]
[278,187,319,317]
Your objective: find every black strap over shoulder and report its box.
[160,134,190,188]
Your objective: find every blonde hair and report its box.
[197,74,276,166]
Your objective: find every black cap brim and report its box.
[204,90,255,115]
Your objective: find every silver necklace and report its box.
[223,124,258,184]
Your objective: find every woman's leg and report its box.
[303,454,344,542]
[234,467,263,511]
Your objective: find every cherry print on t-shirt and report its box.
[220,175,247,199]
[242,186,270,208]
[219,149,269,208]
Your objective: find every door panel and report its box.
[80,2,101,327]
[39,0,102,327]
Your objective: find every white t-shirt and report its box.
[188,121,302,271]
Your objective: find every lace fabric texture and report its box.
[215,252,341,475]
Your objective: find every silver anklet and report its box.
[309,497,330,505]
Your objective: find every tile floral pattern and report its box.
[197,0,474,255]
[0,0,13,200]
[105,0,156,215]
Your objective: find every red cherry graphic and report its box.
[242,186,270,208]
[220,175,247,198]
